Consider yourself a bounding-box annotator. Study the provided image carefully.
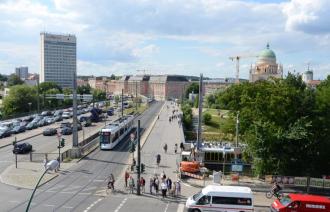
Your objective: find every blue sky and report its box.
[0,0,329,79]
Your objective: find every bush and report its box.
[203,113,212,125]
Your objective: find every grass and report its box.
[124,104,147,115]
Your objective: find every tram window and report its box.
[120,128,124,135]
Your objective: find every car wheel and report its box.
[190,209,201,212]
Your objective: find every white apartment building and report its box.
[40,32,76,88]
[15,66,28,79]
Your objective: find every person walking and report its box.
[128,176,135,194]
[176,180,181,196]
[149,177,154,194]
[160,180,167,198]
[154,177,159,195]
[163,143,168,154]
[156,154,161,167]
[140,177,146,193]
[174,143,178,154]
[125,170,129,188]
[166,177,172,194]
[172,182,176,197]
[180,142,184,152]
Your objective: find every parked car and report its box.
[62,111,71,119]
[41,111,52,116]
[43,128,57,136]
[53,115,63,122]
[13,143,32,154]
[60,122,72,128]
[22,116,34,122]
[79,116,89,122]
[61,127,72,135]
[0,128,12,138]
[53,110,63,117]
[77,123,82,131]
[20,121,29,127]
[26,122,38,130]
[45,117,55,125]
[10,125,26,134]
[37,119,47,127]
[107,109,114,116]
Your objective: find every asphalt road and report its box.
[4,101,163,212]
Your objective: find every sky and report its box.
[0,0,329,80]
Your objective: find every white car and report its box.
[62,112,71,119]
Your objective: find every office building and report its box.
[15,66,28,79]
[40,32,76,88]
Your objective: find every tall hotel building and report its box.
[40,32,76,88]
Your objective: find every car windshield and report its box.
[192,191,203,201]
[279,195,292,207]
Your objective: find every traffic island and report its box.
[0,161,75,189]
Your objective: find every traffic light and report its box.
[135,165,140,172]
[60,138,65,147]
[129,143,135,153]
[141,163,145,173]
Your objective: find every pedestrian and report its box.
[166,177,172,194]
[125,169,129,187]
[154,177,159,195]
[43,158,48,170]
[172,182,176,197]
[180,142,184,152]
[163,143,168,153]
[161,170,166,180]
[128,176,135,194]
[160,180,167,198]
[140,177,146,193]
[176,180,181,196]
[174,144,178,154]
[149,177,154,194]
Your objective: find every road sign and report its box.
[231,164,243,172]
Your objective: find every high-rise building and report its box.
[40,32,76,88]
[15,66,28,79]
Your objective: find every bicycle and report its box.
[265,189,283,200]
[106,179,115,194]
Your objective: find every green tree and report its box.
[7,74,24,86]
[45,88,61,109]
[185,82,199,98]
[203,112,212,125]
[39,82,62,93]
[0,74,7,81]
[63,88,72,106]
[77,84,92,95]
[181,103,193,130]
[2,85,37,115]
[110,74,116,80]
[93,89,106,101]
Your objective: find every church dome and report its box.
[257,43,276,65]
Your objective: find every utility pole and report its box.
[135,81,138,112]
[196,73,203,151]
[137,120,141,195]
[72,69,78,147]
[36,79,40,114]
[121,89,124,117]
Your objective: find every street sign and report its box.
[231,164,243,172]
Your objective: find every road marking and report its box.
[9,200,20,203]
[93,179,104,182]
[177,203,184,212]
[78,192,92,195]
[164,202,169,212]
[63,206,74,209]
[44,204,55,207]
[114,198,128,212]
[83,198,103,212]
[60,191,75,194]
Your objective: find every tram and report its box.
[99,115,135,150]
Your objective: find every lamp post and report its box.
[26,160,59,212]
[28,102,32,114]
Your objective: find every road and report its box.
[3,101,163,212]
[0,115,119,173]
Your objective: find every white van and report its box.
[186,185,254,212]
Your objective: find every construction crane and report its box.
[229,54,258,84]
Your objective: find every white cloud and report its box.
[283,0,330,34]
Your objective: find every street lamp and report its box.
[25,159,59,212]
[28,102,32,114]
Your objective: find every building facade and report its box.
[249,44,283,82]
[15,66,28,79]
[40,32,76,88]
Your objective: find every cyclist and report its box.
[156,154,161,167]
[272,182,282,195]
[107,173,115,190]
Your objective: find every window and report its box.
[100,132,110,144]
[212,196,252,206]
[197,195,211,205]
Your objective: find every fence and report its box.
[29,152,61,162]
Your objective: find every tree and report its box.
[2,85,37,115]
[185,82,199,98]
[7,74,24,86]
[77,84,91,95]
[45,88,61,109]
[110,74,116,80]
[203,113,212,125]
[39,82,62,94]
[0,74,7,81]
[93,89,106,101]
[63,88,72,106]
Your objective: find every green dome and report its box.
[259,43,276,59]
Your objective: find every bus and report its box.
[99,115,134,150]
